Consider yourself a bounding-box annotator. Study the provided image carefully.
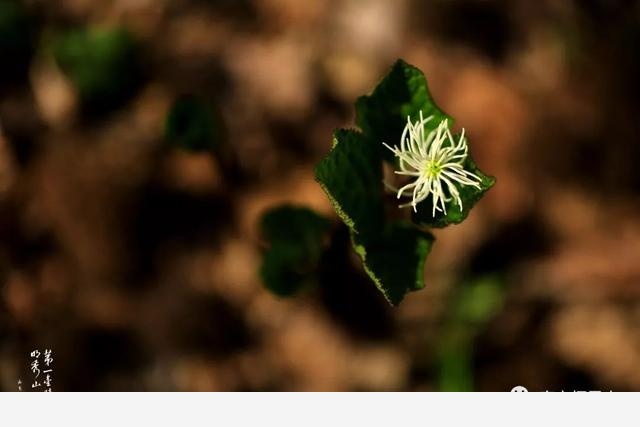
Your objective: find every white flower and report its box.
[383,112,482,217]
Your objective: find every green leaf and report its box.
[412,153,495,228]
[259,205,331,297]
[52,27,141,113]
[165,96,225,152]
[315,129,384,238]
[355,59,451,160]
[315,129,434,304]
[352,222,434,305]
[315,59,494,304]
[260,205,330,245]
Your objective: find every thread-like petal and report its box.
[383,114,483,216]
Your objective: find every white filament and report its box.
[383,112,482,217]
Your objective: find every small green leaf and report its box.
[352,222,434,305]
[52,27,141,113]
[355,59,451,160]
[412,153,495,228]
[260,205,330,245]
[259,205,331,297]
[165,96,225,152]
[315,129,384,238]
[260,243,314,297]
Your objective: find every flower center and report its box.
[424,159,442,178]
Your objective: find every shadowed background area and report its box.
[1,0,640,391]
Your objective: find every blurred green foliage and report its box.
[165,96,226,152]
[259,206,331,297]
[437,275,505,391]
[52,27,142,114]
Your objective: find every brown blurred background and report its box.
[1,0,640,391]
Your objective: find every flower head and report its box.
[383,112,482,216]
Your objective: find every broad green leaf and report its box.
[259,205,331,297]
[52,27,141,113]
[411,153,495,228]
[315,129,384,238]
[165,96,225,152]
[352,222,434,305]
[355,59,451,160]
[316,129,434,304]
[315,59,494,304]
